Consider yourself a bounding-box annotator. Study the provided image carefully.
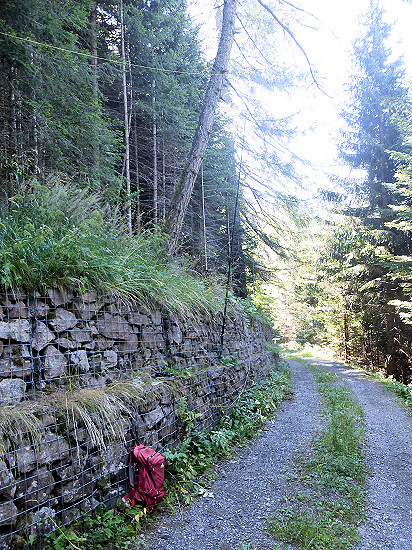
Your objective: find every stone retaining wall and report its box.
[0,289,276,548]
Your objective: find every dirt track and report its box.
[142,358,412,550]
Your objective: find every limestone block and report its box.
[0,501,18,527]
[2,300,29,319]
[70,350,90,373]
[0,462,15,500]
[32,321,55,351]
[49,308,78,332]
[0,378,26,404]
[0,344,32,378]
[30,506,56,538]
[15,467,54,505]
[96,313,131,340]
[0,319,31,343]
[42,345,68,379]
[47,288,73,307]
[127,312,150,325]
[37,432,70,464]
[145,406,164,429]
[69,327,92,343]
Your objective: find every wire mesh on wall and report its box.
[0,289,274,545]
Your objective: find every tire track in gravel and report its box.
[306,358,412,550]
[142,359,321,550]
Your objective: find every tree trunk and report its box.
[120,0,132,235]
[200,163,208,270]
[133,105,140,232]
[163,0,237,255]
[152,79,158,225]
[89,3,99,173]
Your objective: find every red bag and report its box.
[122,441,167,509]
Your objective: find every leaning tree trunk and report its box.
[163,0,237,256]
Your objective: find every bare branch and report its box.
[256,0,325,93]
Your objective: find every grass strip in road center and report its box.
[269,359,368,550]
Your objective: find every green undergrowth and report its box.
[0,180,226,315]
[270,360,368,550]
[37,362,291,550]
[162,361,291,506]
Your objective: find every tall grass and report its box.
[0,179,225,314]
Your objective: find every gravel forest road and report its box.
[142,358,412,550]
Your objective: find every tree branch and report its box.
[256,0,323,93]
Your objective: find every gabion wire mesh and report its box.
[0,289,274,546]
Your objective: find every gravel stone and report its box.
[310,359,412,550]
[144,359,321,550]
[143,358,412,550]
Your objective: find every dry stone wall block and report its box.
[144,406,163,430]
[127,312,150,325]
[70,350,89,373]
[47,288,73,307]
[69,327,92,343]
[0,378,26,404]
[32,321,56,351]
[37,432,70,465]
[0,463,15,500]
[100,442,127,477]
[29,300,50,319]
[1,300,29,320]
[0,344,32,378]
[42,346,68,379]
[0,502,18,527]
[96,313,131,340]
[0,320,31,343]
[14,467,54,505]
[49,309,78,332]
[30,506,56,538]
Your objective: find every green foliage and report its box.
[163,362,291,506]
[270,360,367,550]
[44,502,146,550]
[0,180,225,314]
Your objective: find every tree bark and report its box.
[163,0,237,255]
[120,0,132,235]
[89,3,99,173]
[152,79,158,225]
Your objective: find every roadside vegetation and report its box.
[0,180,226,315]
[270,359,368,550]
[39,361,291,550]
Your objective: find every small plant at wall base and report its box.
[31,361,290,549]
[163,362,291,507]
[40,502,148,550]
